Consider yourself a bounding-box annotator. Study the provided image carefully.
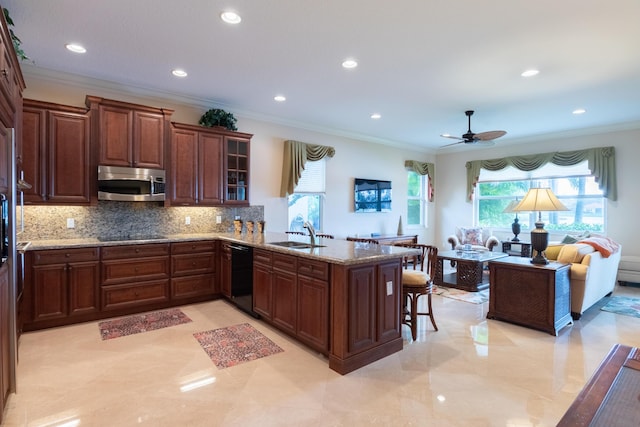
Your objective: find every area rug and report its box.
[193,323,284,369]
[98,308,192,340]
[600,296,640,319]
[436,286,489,304]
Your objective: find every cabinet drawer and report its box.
[102,256,170,284]
[172,253,215,276]
[171,274,216,298]
[253,248,272,265]
[273,253,297,271]
[101,279,169,310]
[32,247,100,265]
[298,258,329,281]
[101,243,170,259]
[171,240,216,255]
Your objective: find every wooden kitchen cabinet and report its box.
[101,243,170,311]
[252,249,273,319]
[86,96,173,169]
[24,247,100,329]
[225,136,250,205]
[171,240,217,300]
[253,249,330,353]
[21,100,91,204]
[170,123,223,206]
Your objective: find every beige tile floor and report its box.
[3,284,640,427]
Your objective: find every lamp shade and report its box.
[512,188,569,212]
[503,199,520,214]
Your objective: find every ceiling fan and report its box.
[440,110,506,148]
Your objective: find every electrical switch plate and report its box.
[216,215,222,224]
[66,218,75,229]
[185,216,191,225]
[386,281,393,296]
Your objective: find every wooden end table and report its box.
[501,241,532,257]
[487,256,572,336]
[435,250,508,292]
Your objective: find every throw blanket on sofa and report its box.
[578,236,620,258]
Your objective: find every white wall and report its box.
[434,127,640,255]
[22,69,436,242]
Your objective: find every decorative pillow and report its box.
[460,227,484,246]
[561,234,579,244]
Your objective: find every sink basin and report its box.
[268,241,325,249]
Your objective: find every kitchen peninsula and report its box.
[20,232,415,374]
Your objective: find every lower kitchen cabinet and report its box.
[101,243,170,311]
[253,250,330,353]
[24,247,100,330]
[171,240,217,300]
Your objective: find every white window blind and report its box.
[295,158,326,193]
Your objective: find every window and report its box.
[475,162,605,233]
[407,170,427,227]
[287,159,325,232]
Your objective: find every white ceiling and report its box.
[5,0,640,151]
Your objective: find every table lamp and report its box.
[513,188,569,265]
[503,199,521,242]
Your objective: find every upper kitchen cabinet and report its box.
[85,96,173,169]
[21,100,91,204]
[225,135,250,205]
[169,122,251,206]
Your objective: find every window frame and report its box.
[407,170,428,228]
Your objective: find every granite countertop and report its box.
[19,232,418,265]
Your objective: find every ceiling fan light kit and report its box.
[440,110,506,148]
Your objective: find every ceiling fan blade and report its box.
[474,130,506,141]
[440,134,463,141]
[439,140,464,149]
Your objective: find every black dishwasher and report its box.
[228,244,258,317]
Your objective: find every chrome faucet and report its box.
[303,221,316,246]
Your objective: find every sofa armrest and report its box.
[447,235,460,250]
[485,236,499,252]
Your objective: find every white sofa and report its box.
[447,226,499,252]
[546,242,622,320]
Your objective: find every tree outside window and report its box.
[407,170,427,226]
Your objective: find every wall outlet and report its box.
[386,281,393,296]
[185,216,191,225]
[66,218,75,229]
[216,215,222,224]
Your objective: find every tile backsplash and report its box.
[18,202,264,240]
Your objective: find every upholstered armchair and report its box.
[447,226,500,252]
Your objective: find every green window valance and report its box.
[466,146,617,202]
[405,160,435,202]
[280,140,335,197]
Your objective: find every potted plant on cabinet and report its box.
[199,108,238,131]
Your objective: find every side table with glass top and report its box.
[502,241,532,257]
[434,250,508,292]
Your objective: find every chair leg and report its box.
[410,292,419,341]
[426,293,438,331]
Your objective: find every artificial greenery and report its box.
[3,8,29,62]
[199,108,238,131]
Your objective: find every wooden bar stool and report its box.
[395,243,438,340]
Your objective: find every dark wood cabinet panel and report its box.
[21,100,91,204]
[347,264,376,353]
[32,263,68,322]
[101,256,170,285]
[297,275,328,351]
[169,127,198,205]
[272,253,298,334]
[376,260,402,342]
[171,275,215,299]
[170,240,217,300]
[68,261,100,316]
[198,132,223,205]
[220,243,232,298]
[171,252,216,276]
[0,264,10,413]
[0,124,8,194]
[86,96,172,170]
[253,256,272,319]
[101,280,170,311]
[101,243,170,260]
[171,240,216,255]
[47,110,91,203]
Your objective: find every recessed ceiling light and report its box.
[370,113,381,120]
[220,11,241,24]
[172,69,188,78]
[65,43,86,54]
[342,59,358,69]
[572,108,586,115]
[521,69,539,77]
[274,95,286,102]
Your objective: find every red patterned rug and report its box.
[98,308,192,340]
[193,323,284,369]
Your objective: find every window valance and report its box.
[466,146,617,202]
[280,140,335,197]
[405,160,435,202]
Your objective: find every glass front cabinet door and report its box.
[225,137,250,205]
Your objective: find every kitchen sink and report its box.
[268,241,325,249]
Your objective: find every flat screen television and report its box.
[354,178,392,212]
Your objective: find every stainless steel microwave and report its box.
[97,165,165,202]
